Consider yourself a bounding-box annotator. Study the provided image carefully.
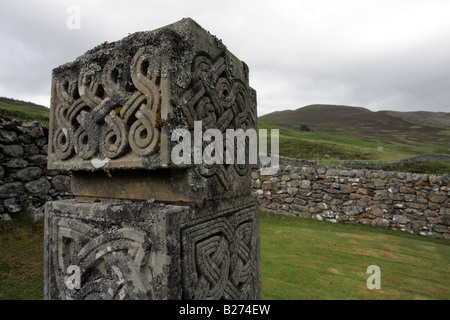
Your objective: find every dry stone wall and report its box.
[252,164,450,239]
[0,117,72,221]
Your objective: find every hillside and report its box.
[0,97,49,125]
[259,104,450,159]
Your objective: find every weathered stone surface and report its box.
[429,194,447,204]
[23,143,40,155]
[49,18,257,202]
[22,121,46,138]
[343,206,363,216]
[369,206,385,217]
[253,164,450,239]
[51,175,71,192]
[25,178,51,195]
[29,154,48,168]
[1,144,24,157]
[0,182,25,199]
[372,217,390,227]
[45,19,260,301]
[0,129,18,144]
[45,196,261,300]
[299,180,311,189]
[71,167,250,203]
[4,197,23,213]
[0,118,73,222]
[0,213,12,221]
[48,18,256,199]
[10,166,43,182]
[5,157,28,168]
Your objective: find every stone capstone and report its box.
[48,18,257,203]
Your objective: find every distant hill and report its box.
[0,97,49,125]
[259,104,450,157]
[384,110,450,128]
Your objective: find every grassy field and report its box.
[260,212,450,300]
[260,121,428,161]
[1,211,449,300]
[0,209,44,300]
[0,97,49,125]
[258,121,450,173]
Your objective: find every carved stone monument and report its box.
[44,18,261,300]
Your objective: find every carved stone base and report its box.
[44,196,261,300]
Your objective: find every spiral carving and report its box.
[51,46,162,162]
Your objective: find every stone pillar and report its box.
[45,18,261,300]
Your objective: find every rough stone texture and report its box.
[45,196,261,300]
[48,18,257,202]
[0,117,72,220]
[45,18,261,300]
[253,164,450,239]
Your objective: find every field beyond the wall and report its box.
[260,212,449,300]
[1,211,449,300]
[0,98,49,126]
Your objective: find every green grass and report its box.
[1,210,449,299]
[0,206,44,300]
[260,211,450,300]
[0,97,49,126]
[258,121,450,173]
[258,121,418,161]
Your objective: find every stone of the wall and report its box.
[0,116,72,221]
[252,164,450,239]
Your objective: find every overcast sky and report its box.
[1,0,449,116]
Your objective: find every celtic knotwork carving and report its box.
[78,63,104,109]
[181,203,257,300]
[197,163,231,190]
[53,219,154,300]
[181,54,254,131]
[51,46,162,162]
[125,47,162,156]
[104,112,128,159]
[103,55,135,99]
[193,230,231,299]
[53,77,92,160]
[178,53,256,189]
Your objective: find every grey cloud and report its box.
[0,0,449,114]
